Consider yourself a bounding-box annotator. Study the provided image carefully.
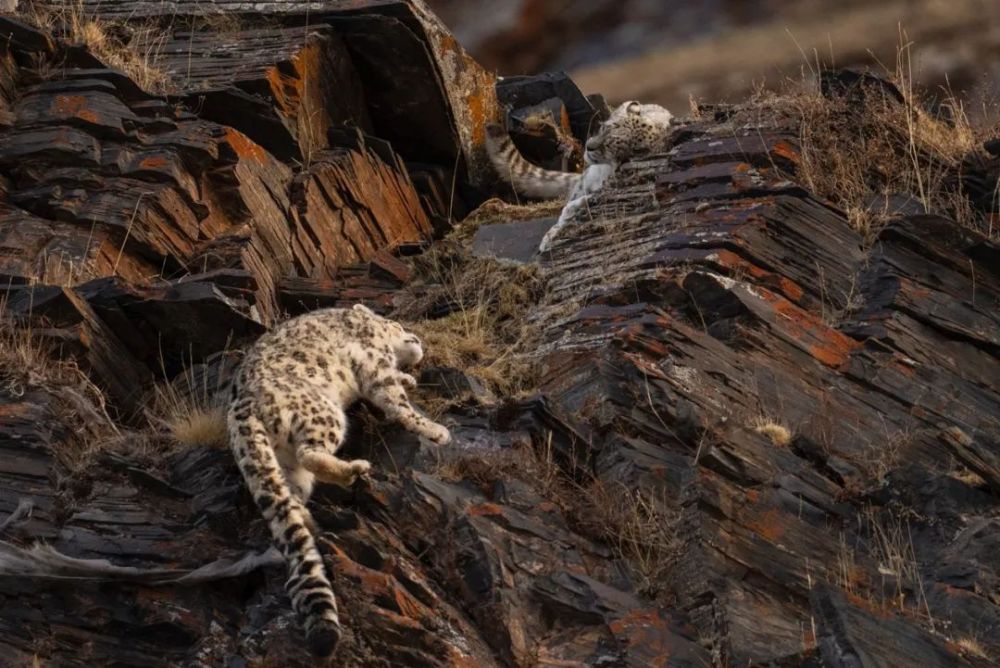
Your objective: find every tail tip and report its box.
[307,623,341,657]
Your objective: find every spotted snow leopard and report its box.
[226,304,450,656]
[486,100,674,252]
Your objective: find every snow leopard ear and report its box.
[352,303,374,315]
[626,101,642,115]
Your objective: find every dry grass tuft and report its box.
[162,403,227,449]
[751,417,793,447]
[578,480,679,594]
[146,362,230,450]
[741,43,997,243]
[26,0,171,92]
[954,636,990,661]
[832,506,936,635]
[0,312,120,471]
[856,505,935,627]
[857,428,910,487]
[398,248,545,396]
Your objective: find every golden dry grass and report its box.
[146,363,229,450]
[954,636,990,661]
[26,0,170,92]
[751,417,793,447]
[833,506,936,629]
[397,248,545,397]
[736,41,997,243]
[857,428,910,487]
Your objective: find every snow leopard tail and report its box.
[485,123,580,200]
[227,400,341,657]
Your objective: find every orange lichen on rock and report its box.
[757,288,859,368]
[745,508,786,543]
[51,94,99,124]
[223,127,269,164]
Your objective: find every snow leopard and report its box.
[226,304,450,656]
[486,100,674,252]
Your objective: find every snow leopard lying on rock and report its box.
[227,304,450,656]
[486,100,674,252]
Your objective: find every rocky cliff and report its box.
[0,2,998,667]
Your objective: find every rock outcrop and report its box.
[0,2,997,668]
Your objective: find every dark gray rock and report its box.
[471,217,557,263]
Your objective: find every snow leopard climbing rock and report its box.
[226,304,450,656]
[486,100,673,251]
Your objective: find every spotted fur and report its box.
[226,304,450,657]
[486,101,674,251]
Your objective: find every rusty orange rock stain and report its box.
[465,86,494,146]
[608,608,674,666]
[899,277,931,300]
[713,249,766,277]
[392,585,427,621]
[777,276,805,301]
[712,249,805,303]
[437,33,459,53]
[890,358,918,378]
[467,502,504,517]
[802,624,817,649]
[745,488,761,504]
[608,607,659,634]
[265,65,304,120]
[537,500,558,513]
[446,650,482,668]
[759,289,859,368]
[52,94,98,123]
[266,42,323,119]
[843,590,893,619]
[770,139,801,164]
[223,127,268,164]
[745,508,786,543]
[138,156,169,169]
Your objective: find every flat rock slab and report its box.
[471,217,556,263]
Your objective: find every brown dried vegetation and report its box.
[397,247,546,396]
[25,0,170,92]
[746,45,999,244]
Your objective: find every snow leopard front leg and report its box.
[361,358,451,445]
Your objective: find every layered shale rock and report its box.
[0,2,998,667]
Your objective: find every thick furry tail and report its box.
[228,402,342,657]
[485,124,579,200]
